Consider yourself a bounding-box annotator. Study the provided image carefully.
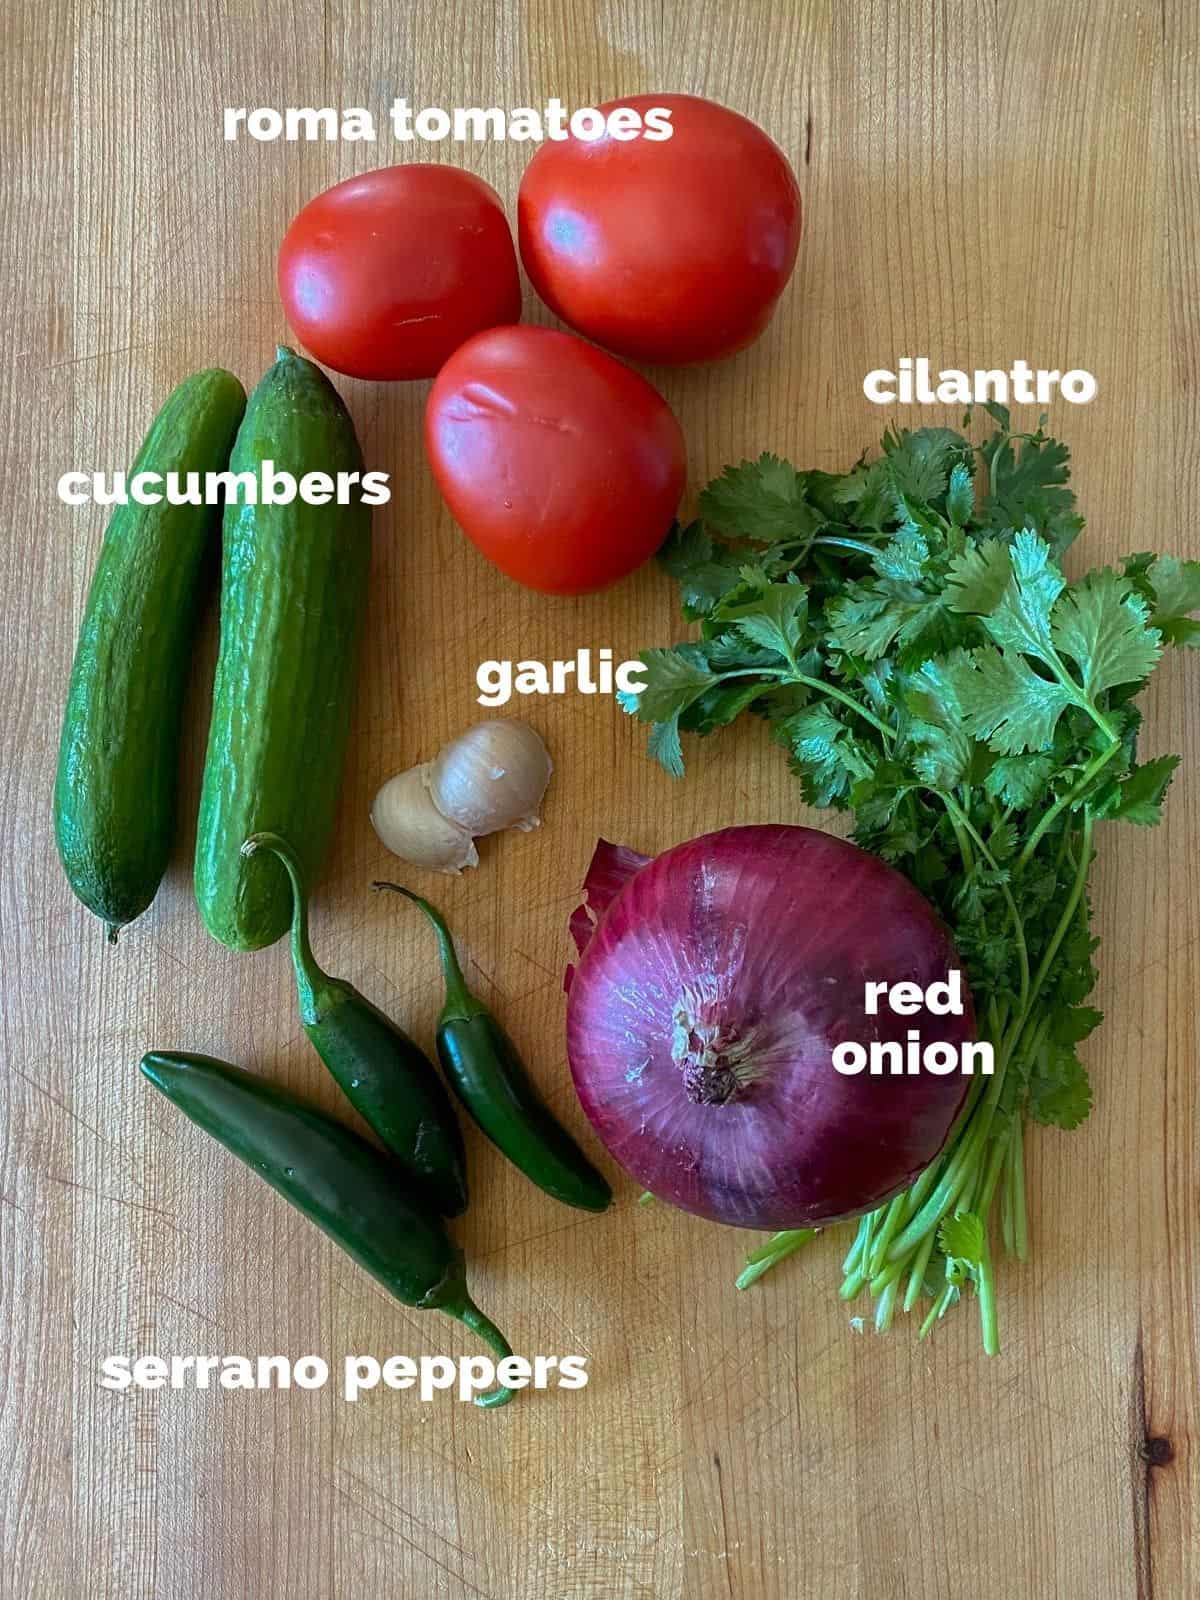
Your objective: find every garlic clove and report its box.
[370,764,479,875]
[425,719,553,838]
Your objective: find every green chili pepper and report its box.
[140,1050,514,1407]
[374,883,612,1214]
[242,834,467,1218]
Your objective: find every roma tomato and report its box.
[425,325,686,596]
[518,94,802,365]
[278,165,521,381]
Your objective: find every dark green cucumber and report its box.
[194,347,372,951]
[54,368,247,939]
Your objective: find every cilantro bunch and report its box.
[622,409,1199,1352]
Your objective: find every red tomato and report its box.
[278,165,521,381]
[425,325,686,595]
[518,94,802,365]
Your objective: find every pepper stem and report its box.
[372,882,486,1024]
[242,833,326,1021]
[452,1299,517,1408]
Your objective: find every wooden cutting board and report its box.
[2,1,1195,1595]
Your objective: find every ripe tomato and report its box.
[425,325,686,595]
[518,94,802,365]
[278,165,521,381]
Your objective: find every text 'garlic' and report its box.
[370,720,552,875]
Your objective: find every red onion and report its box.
[566,825,974,1230]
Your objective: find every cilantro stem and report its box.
[736,1228,817,1289]
[977,1234,999,1354]
[1016,736,1121,867]
[903,1227,938,1312]
[742,1230,807,1267]
[842,1212,873,1276]
[1045,654,1120,746]
[978,1123,1011,1213]
[718,667,896,742]
[883,1068,990,1256]
[863,1147,960,1296]
[841,1207,880,1298]
[840,1266,869,1300]
[886,1028,1020,1266]
[994,1014,1051,1142]
[1017,814,1093,1023]
[1000,1131,1016,1255]
[866,1191,909,1275]
[1010,1120,1029,1262]
[874,1277,900,1332]
[885,1134,980,1260]
[812,535,881,558]
[944,806,975,874]
[918,1282,956,1339]
[727,802,1086,1318]
[868,1255,907,1297]
[897,1153,944,1224]
[943,794,1031,1009]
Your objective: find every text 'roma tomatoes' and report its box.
[518,94,802,366]
[278,165,521,382]
[425,325,686,596]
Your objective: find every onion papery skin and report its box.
[566,825,975,1230]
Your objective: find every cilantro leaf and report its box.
[824,585,911,660]
[777,706,870,807]
[657,522,749,620]
[938,1211,985,1269]
[1146,555,1200,646]
[1051,570,1162,696]
[620,646,723,778]
[983,753,1056,809]
[1099,753,1181,825]
[646,718,686,778]
[657,519,708,577]
[1051,1005,1104,1045]
[946,462,975,526]
[945,538,1012,615]
[984,530,1066,664]
[1028,1041,1092,1129]
[623,646,718,724]
[987,817,1019,862]
[873,522,930,584]
[945,647,1075,754]
[679,679,775,735]
[883,427,961,506]
[832,459,901,530]
[981,427,1081,555]
[732,580,808,661]
[702,630,780,671]
[987,431,1071,505]
[827,581,956,665]
[698,454,819,545]
[900,654,975,788]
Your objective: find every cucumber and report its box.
[54,368,247,939]
[194,347,372,951]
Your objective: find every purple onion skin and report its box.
[566,825,974,1231]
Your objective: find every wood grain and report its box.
[2,1,1196,1595]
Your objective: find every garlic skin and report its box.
[425,720,553,836]
[370,764,479,876]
